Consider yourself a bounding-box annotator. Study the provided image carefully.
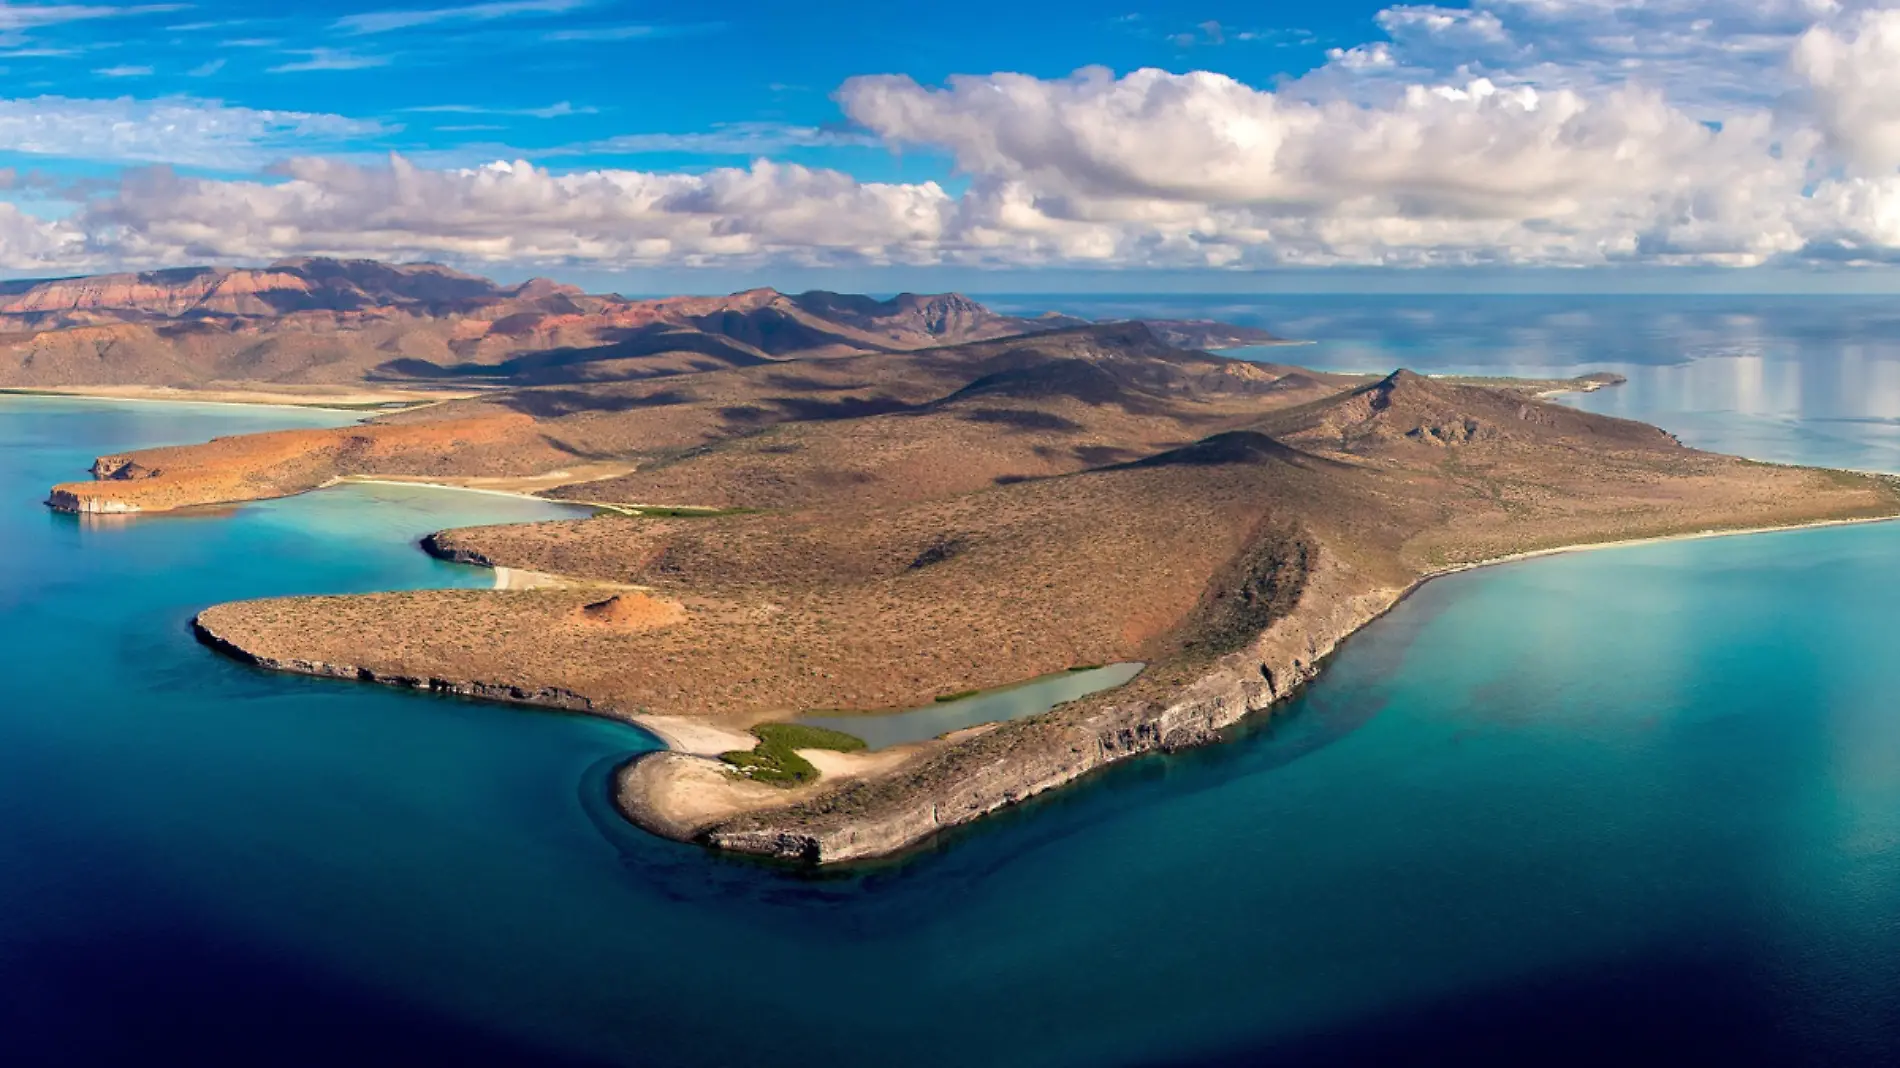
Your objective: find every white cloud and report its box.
[0,3,184,32]
[540,24,695,43]
[1326,43,1397,71]
[0,201,83,270]
[1294,0,1872,112]
[335,0,590,35]
[267,48,392,74]
[556,122,875,156]
[92,64,151,77]
[829,59,1895,269]
[76,156,953,268]
[0,96,387,167]
[839,69,1742,214]
[405,101,599,119]
[1794,10,1900,174]
[13,0,1900,274]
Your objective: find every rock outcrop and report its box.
[193,612,605,713]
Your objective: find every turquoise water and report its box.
[8,300,1900,1064]
[798,663,1145,749]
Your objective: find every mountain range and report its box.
[0,259,1283,390]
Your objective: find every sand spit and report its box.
[1,384,479,411]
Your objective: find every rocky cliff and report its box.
[678,550,1400,863]
[193,613,606,713]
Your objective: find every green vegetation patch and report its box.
[933,690,980,703]
[720,722,867,786]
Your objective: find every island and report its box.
[30,260,1900,864]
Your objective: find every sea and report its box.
[6,294,1900,1065]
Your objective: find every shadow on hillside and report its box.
[497,388,698,418]
[371,325,773,386]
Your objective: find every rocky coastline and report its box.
[192,614,606,715]
[190,547,1403,865]
[688,552,1400,863]
[190,510,1900,866]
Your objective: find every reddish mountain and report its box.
[0,259,1286,390]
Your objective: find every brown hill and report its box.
[0,261,1285,391]
[46,324,1344,514]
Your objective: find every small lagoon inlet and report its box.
[795,663,1146,750]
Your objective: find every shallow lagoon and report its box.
[9,299,1900,1065]
[798,663,1145,749]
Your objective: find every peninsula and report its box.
[34,260,1900,864]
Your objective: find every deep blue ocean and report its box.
[7,295,1900,1066]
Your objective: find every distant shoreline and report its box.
[0,385,473,413]
[1426,512,1900,579]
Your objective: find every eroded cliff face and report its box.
[43,412,548,515]
[666,551,1402,864]
[44,487,139,514]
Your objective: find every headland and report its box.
[27,262,1900,864]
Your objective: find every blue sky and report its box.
[0,1,1369,178]
[5,0,1900,292]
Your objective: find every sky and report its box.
[4,0,1900,292]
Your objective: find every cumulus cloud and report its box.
[841,69,1732,213]
[0,203,84,270]
[832,66,1827,267]
[75,156,953,268]
[1296,0,1868,111]
[1794,10,1900,174]
[14,0,1900,274]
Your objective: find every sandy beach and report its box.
[0,384,484,411]
[1427,512,1900,579]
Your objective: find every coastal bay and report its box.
[16,294,1900,1062]
[12,392,1900,1063]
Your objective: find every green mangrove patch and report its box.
[721,723,867,786]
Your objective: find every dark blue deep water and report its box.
[7,296,1900,1066]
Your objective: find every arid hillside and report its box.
[47,322,1340,514]
[0,259,1283,390]
[194,365,1899,721]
